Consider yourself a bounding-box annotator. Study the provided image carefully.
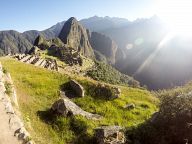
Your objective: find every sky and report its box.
[0,0,157,32]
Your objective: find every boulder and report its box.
[94,126,125,144]
[111,87,121,99]
[51,97,102,120]
[69,80,85,97]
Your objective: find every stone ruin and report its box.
[0,63,35,144]
[55,46,83,66]
[12,54,59,71]
[94,126,125,144]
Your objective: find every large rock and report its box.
[51,97,102,120]
[94,126,125,144]
[90,32,118,64]
[59,17,94,58]
[69,80,85,97]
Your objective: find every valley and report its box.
[1,12,192,144]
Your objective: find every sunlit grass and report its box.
[0,57,158,144]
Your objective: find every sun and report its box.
[156,0,192,36]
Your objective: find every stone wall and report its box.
[0,63,35,144]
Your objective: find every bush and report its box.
[86,61,140,88]
[4,81,12,96]
[127,83,192,144]
[2,67,8,74]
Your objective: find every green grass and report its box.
[0,57,158,144]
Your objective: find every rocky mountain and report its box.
[2,16,192,90]
[0,30,32,55]
[90,32,118,64]
[59,17,94,58]
[22,29,56,44]
[80,16,130,32]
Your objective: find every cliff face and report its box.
[59,17,94,58]
[90,32,118,64]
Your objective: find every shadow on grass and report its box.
[60,82,77,99]
[37,109,58,124]
[37,109,96,144]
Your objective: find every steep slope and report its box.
[0,57,158,144]
[0,30,32,55]
[59,17,94,58]
[90,32,118,64]
[22,29,56,44]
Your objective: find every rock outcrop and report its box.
[94,126,125,144]
[51,97,102,120]
[69,80,85,97]
[59,17,94,58]
[93,84,121,100]
[90,32,118,64]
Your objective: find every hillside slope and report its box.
[0,57,158,144]
[0,30,32,55]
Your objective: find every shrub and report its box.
[86,61,140,88]
[4,81,12,96]
[2,67,8,74]
[127,83,192,144]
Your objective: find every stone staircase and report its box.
[12,54,59,71]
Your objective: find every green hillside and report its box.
[0,57,158,144]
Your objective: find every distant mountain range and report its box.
[1,16,192,90]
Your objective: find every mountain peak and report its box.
[67,17,78,24]
[58,17,94,58]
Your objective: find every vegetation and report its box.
[127,82,192,144]
[86,61,140,88]
[2,67,8,74]
[4,81,12,96]
[0,57,158,144]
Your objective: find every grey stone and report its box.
[69,80,85,97]
[95,126,125,144]
[52,97,102,120]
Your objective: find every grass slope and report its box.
[0,57,158,144]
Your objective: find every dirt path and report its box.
[0,99,21,144]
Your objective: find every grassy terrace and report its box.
[0,57,158,144]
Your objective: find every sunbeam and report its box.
[134,32,175,76]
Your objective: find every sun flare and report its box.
[156,0,192,36]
